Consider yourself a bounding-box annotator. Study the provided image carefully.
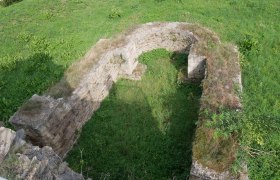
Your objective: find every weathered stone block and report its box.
[0,127,16,164]
[188,53,206,81]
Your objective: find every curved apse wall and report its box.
[9,22,244,179]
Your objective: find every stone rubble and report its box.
[0,127,83,180]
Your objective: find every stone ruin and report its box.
[1,22,246,179]
[0,127,83,179]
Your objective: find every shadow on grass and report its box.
[66,50,202,179]
[0,53,64,127]
[0,0,23,7]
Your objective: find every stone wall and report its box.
[6,22,245,179]
[10,22,200,157]
[0,127,83,180]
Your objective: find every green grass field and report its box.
[1,0,279,179]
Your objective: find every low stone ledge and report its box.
[190,161,233,180]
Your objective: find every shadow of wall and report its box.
[0,53,64,128]
[65,51,202,179]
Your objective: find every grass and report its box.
[66,49,202,179]
[0,0,279,179]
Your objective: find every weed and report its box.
[238,34,259,55]
[108,8,122,19]
[205,109,242,139]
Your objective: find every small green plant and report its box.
[43,10,54,20]
[205,109,242,139]
[239,53,250,68]
[238,34,259,55]
[108,8,122,19]
[17,32,32,42]
[204,108,267,146]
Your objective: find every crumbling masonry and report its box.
[1,22,245,179]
